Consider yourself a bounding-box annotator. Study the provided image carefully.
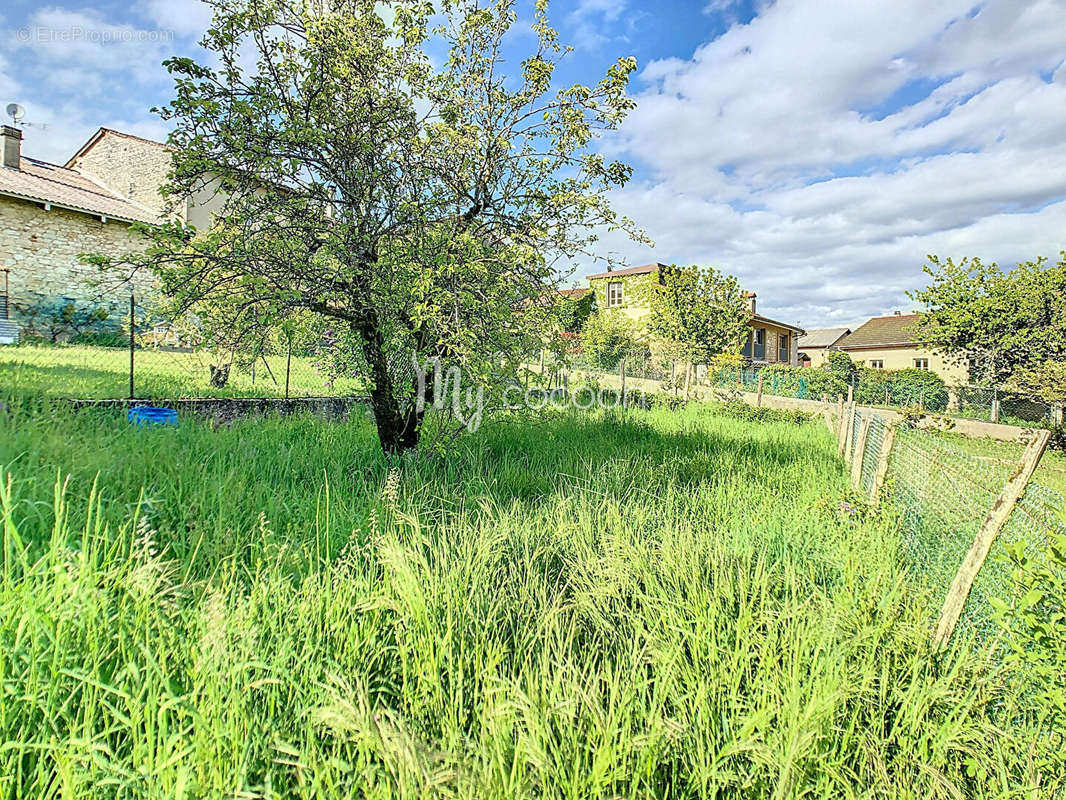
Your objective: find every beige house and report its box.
[0,125,221,340]
[834,312,968,384]
[585,262,805,365]
[797,327,850,368]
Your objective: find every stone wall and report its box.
[0,195,154,318]
[67,131,175,216]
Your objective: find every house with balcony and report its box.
[584,262,805,365]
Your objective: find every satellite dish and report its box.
[5,104,25,125]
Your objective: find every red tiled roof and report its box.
[837,314,923,348]
[0,156,161,224]
[557,288,590,298]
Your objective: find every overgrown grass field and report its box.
[0,343,361,400]
[0,403,1056,797]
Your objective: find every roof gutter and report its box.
[0,188,154,226]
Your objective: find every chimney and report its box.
[745,292,757,314]
[1,126,21,169]
[893,310,901,316]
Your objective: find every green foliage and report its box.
[0,405,1052,797]
[717,399,815,425]
[558,290,595,334]
[12,296,124,347]
[909,254,1066,384]
[580,310,645,370]
[992,533,1066,785]
[639,264,749,362]
[1004,360,1066,405]
[855,367,949,411]
[88,0,645,452]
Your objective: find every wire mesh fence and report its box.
[0,293,362,400]
[842,407,1066,639]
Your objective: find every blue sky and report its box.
[3,0,1066,326]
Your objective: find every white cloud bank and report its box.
[597,0,1066,326]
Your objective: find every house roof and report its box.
[585,263,666,280]
[752,313,805,335]
[64,127,173,169]
[837,314,923,349]
[558,288,590,299]
[798,327,851,349]
[0,155,161,225]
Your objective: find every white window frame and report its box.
[778,332,789,362]
[913,358,929,370]
[869,359,884,369]
[607,281,624,308]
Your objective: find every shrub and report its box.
[580,310,645,370]
[758,363,808,397]
[13,297,124,346]
[888,367,948,410]
[992,533,1066,785]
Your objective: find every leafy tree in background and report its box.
[87,0,642,453]
[639,264,749,364]
[909,254,1066,385]
[1004,361,1066,406]
[580,309,643,370]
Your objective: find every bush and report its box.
[580,310,646,370]
[758,363,808,397]
[13,297,124,346]
[992,533,1066,784]
[716,399,815,425]
[888,367,948,410]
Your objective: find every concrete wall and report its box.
[0,195,154,315]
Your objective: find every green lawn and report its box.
[929,429,1066,495]
[0,343,362,400]
[0,401,1057,798]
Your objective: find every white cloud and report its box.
[591,0,1066,325]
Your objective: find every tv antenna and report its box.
[5,104,47,130]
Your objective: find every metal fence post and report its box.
[128,293,135,401]
[285,336,292,399]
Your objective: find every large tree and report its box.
[92,0,642,452]
[639,264,749,364]
[909,254,1066,385]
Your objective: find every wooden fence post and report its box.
[756,373,764,408]
[835,396,846,452]
[931,429,1052,649]
[671,360,678,398]
[619,359,627,416]
[991,397,1001,424]
[838,400,855,460]
[850,415,871,490]
[869,424,896,506]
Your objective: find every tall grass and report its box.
[0,403,1054,797]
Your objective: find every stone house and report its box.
[584,262,805,366]
[833,312,968,384]
[0,125,220,341]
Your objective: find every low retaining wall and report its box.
[68,396,368,423]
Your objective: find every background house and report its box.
[834,312,968,383]
[797,327,850,368]
[584,262,804,366]
[0,125,221,339]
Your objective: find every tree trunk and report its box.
[358,323,422,454]
[209,362,231,388]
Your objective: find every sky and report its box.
[2,0,1066,327]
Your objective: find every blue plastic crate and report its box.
[128,406,178,427]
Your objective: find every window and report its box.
[607,281,624,307]
[778,332,789,362]
[869,359,884,369]
[752,328,766,360]
[913,358,929,370]
[753,328,764,346]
